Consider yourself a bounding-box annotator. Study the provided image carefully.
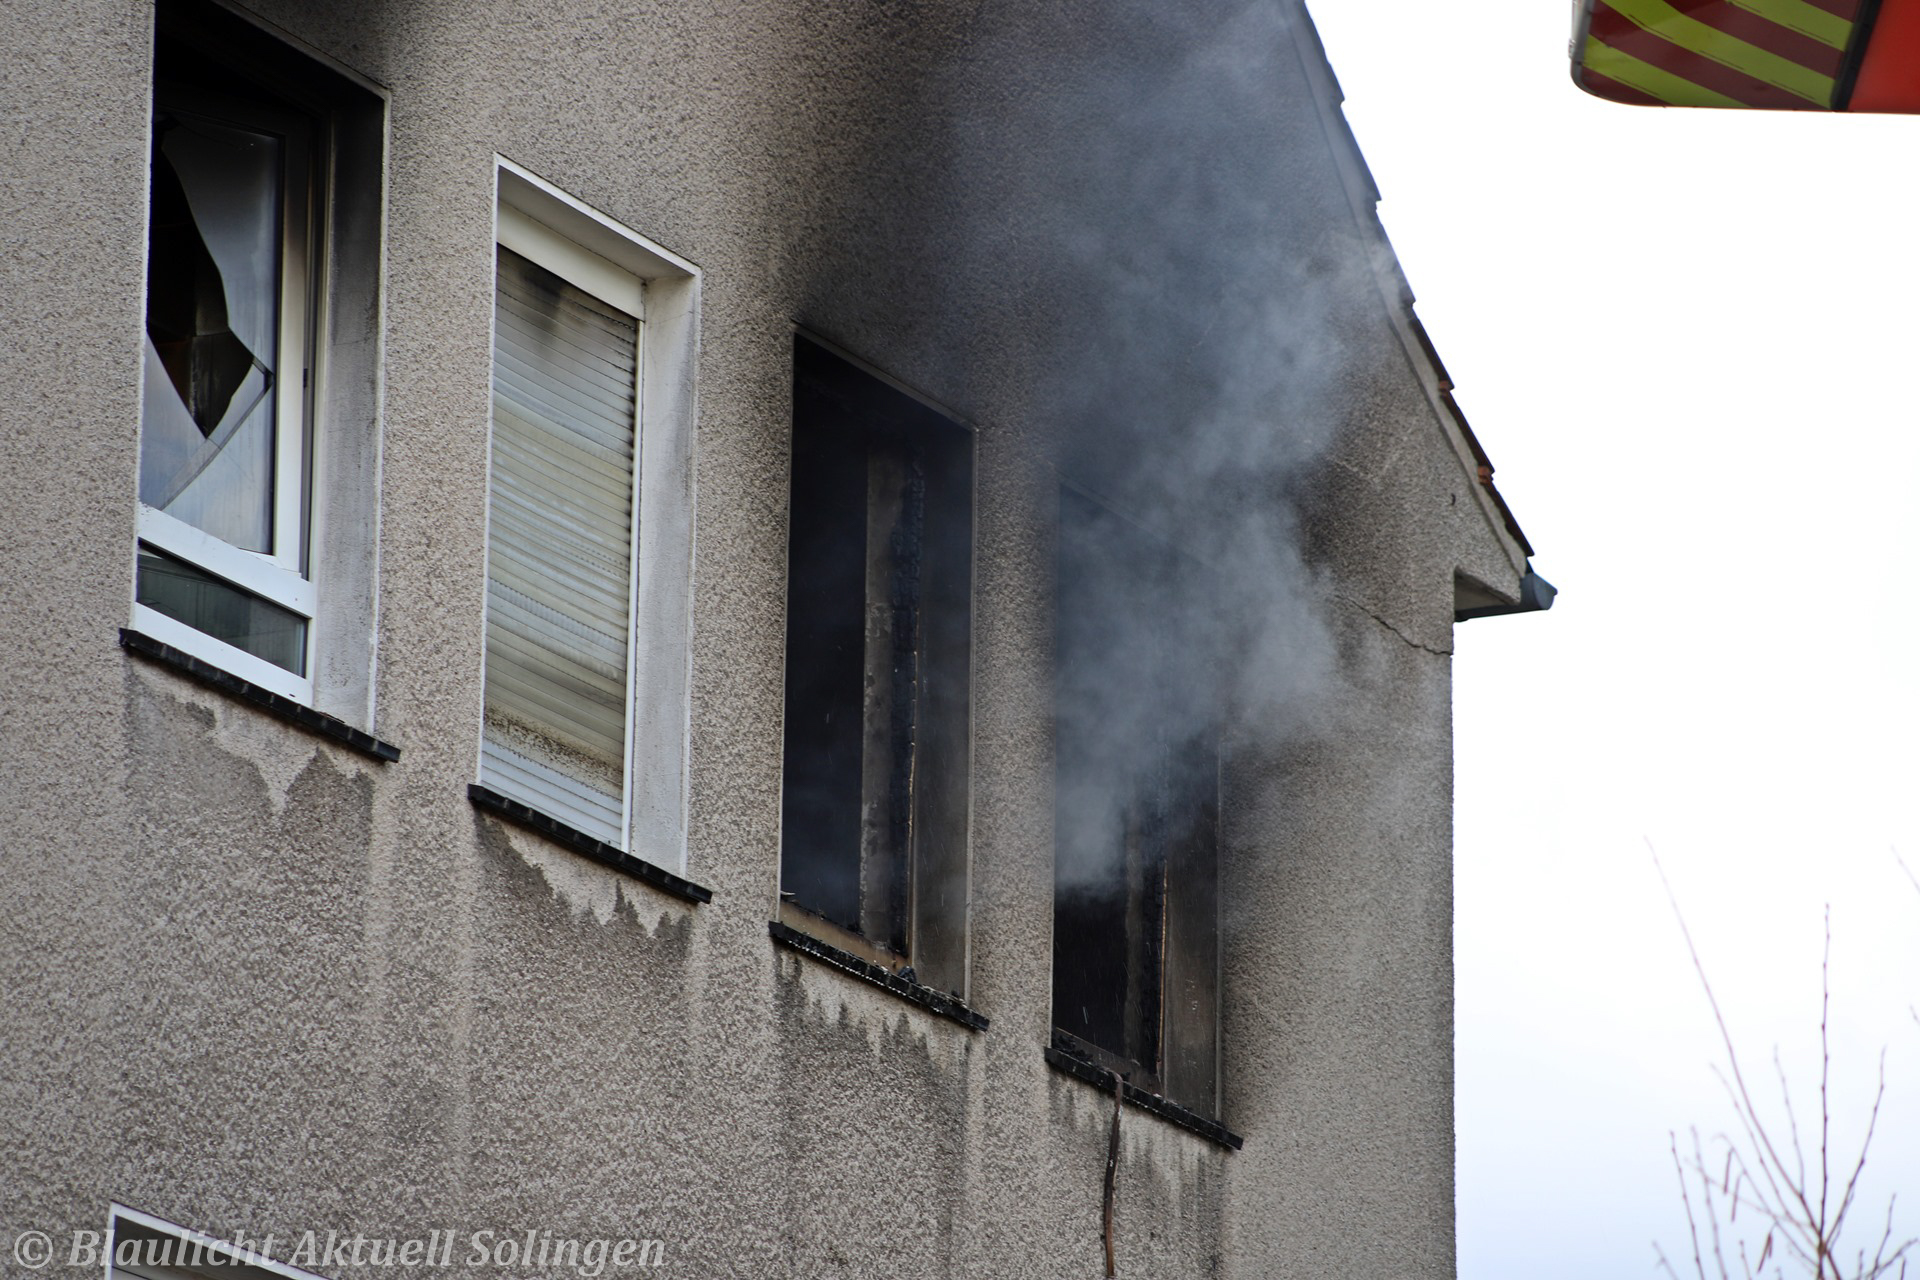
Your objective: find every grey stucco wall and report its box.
[0,1,1529,1276]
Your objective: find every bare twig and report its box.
[1896,853,1920,1033]
[1654,849,1825,1242]
[1779,1048,1810,1192]
[1672,1129,1715,1280]
[1651,845,1916,1280]
[1893,851,1919,900]
[1821,911,1834,1277]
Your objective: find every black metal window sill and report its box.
[469,785,712,905]
[768,920,988,1031]
[1044,1037,1244,1150]
[121,628,400,763]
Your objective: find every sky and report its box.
[1304,2,1920,1276]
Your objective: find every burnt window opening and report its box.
[1052,486,1222,1116]
[779,338,973,996]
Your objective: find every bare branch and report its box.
[1820,909,1834,1278]
[1654,847,1827,1240]
[1779,1047,1810,1193]
[1893,850,1920,900]
[1674,1129,1716,1280]
[1653,849,1913,1280]
[1830,1056,1889,1250]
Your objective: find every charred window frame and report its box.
[1052,486,1222,1116]
[778,336,973,998]
[133,2,385,724]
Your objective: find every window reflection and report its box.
[136,546,307,675]
[139,103,282,553]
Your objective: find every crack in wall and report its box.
[1334,592,1451,658]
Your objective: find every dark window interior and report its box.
[1053,486,1221,1113]
[779,338,972,991]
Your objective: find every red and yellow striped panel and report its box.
[1572,0,1920,112]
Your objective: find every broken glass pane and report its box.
[138,102,282,553]
[136,545,307,675]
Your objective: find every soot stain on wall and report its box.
[767,949,973,1275]
[462,809,701,1223]
[117,665,380,1225]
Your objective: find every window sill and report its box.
[467,784,712,905]
[121,628,400,763]
[1044,1034,1243,1150]
[768,920,988,1031]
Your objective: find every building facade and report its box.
[0,0,1544,1276]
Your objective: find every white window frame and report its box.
[479,159,701,872]
[484,215,645,844]
[107,1205,330,1280]
[131,9,388,726]
[133,78,319,702]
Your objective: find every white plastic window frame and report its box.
[131,11,388,731]
[132,79,319,702]
[107,1204,330,1280]
[480,158,701,873]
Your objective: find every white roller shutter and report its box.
[481,245,641,845]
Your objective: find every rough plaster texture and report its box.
[0,0,1533,1276]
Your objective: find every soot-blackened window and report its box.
[1053,486,1221,1116]
[779,337,972,996]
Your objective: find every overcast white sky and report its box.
[1305,2,1920,1275]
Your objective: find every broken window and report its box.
[141,96,286,553]
[1052,486,1221,1115]
[131,6,385,720]
[135,62,315,688]
[779,336,972,995]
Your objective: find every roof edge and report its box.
[1289,0,1537,576]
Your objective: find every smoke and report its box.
[782,0,1383,895]
[979,0,1367,893]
